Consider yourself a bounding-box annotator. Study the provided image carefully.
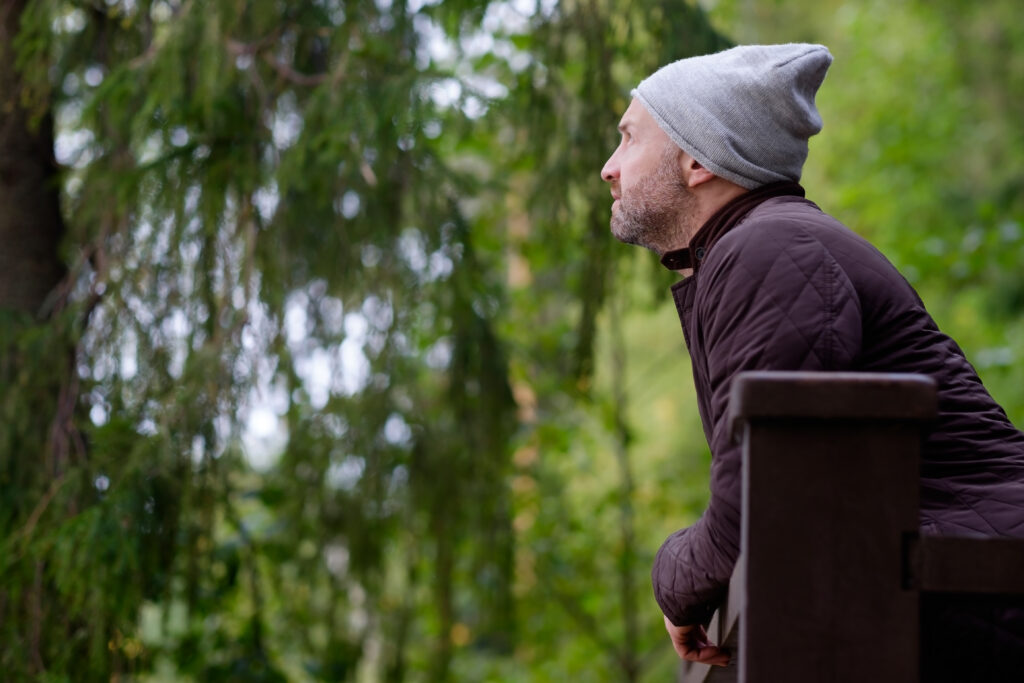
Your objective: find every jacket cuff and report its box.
[654,588,717,628]
[651,536,718,627]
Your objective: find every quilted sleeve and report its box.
[652,225,863,626]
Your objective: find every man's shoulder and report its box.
[735,195,848,241]
[709,196,867,269]
[696,196,888,306]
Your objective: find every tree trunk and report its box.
[0,3,72,676]
[430,508,455,682]
[0,0,66,316]
[609,280,639,683]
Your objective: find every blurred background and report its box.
[2,0,1022,680]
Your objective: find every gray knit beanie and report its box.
[632,43,833,189]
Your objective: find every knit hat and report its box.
[632,43,833,189]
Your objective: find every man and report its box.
[601,44,1024,680]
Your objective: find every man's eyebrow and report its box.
[617,120,634,133]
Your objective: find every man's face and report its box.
[601,99,694,254]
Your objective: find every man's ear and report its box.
[680,153,716,188]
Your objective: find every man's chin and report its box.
[609,221,633,245]
[610,220,654,250]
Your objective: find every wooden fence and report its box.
[679,371,1024,683]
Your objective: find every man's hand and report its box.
[664,615,731,666]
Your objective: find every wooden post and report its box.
[731,371,937,683]
[678,372,1024,682]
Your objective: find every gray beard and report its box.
[611,151,697,255]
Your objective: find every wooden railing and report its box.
[679,371,1024,683]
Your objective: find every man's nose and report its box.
[601,153,619,183]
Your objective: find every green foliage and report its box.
[3,0,728,680]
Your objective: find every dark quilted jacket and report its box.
[653,187,1024,628]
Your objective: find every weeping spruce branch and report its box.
[2,0,736,679]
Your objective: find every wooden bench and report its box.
[679,371,1024,683]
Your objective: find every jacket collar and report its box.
[660,181,805,273]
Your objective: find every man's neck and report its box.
[660,181,749,257]
[687,182,749,244]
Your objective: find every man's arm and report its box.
[653,224,863,632]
